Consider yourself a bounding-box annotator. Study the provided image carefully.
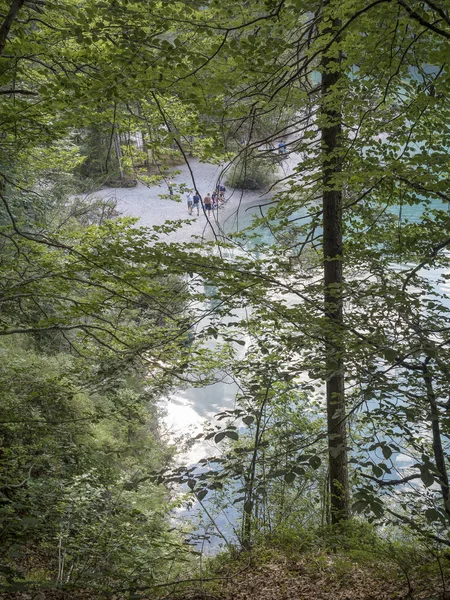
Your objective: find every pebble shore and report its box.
[91,159,269,244]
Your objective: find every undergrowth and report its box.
[167,522,450,600]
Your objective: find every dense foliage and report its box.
[1,0,450,595]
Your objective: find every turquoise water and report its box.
[171,191,450,548]
[223,193,450,247]
[394,196,449,222]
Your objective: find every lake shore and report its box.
[90,158,274,244]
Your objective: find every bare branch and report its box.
[0,88,38,95]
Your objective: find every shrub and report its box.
[225,158,279,190]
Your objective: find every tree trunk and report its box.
[0,0,25,57]
[137,102,149,169]
[321,9,350,523]
[114,132,124,179]
[422,359,450,523]
[242,389,269,549]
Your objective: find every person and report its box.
[204,193,212,216]
[167,178,174,196]
[192,192,201,216]
[211,190,218,209]
[186,190,193,215]
[218,183,226,202]
[278,140,286,155]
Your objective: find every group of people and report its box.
[185,184,227,216]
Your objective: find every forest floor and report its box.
[215,555,444,600]
[166,550,448,600]
[0,545,447,599]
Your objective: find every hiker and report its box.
[167,179,174,196]
[278,140,286,155]
[186,190,193,215]
[218,183,226,202]
[204,193,212,216]
[192,192,201,216]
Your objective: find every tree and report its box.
[0,0,219,588]
[0,206,195,589]
[156,0,450,540]
[320,1,349,522]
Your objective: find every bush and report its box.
[225,158,279,190]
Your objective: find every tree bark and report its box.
[0,0,25,57]
[114,132,124,179]
[137,102,149,169]
[321,9,350,523]
[422,359,450,523]
[242,388,269,549]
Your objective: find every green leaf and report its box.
[383,349,397,362]
[424,508,444,523]
[233,496,246,504]
[371,464,383,478]
[284,472,296,484]
[293,466,305,476]
[244,500,253,514]
[309,455,321,470]
[421,470,435,488]
[20,517,40,526]
[225,430,239,441]
[382,445,393,460]
[352,500,367,513]
[197,489,208,501]
[214,431,226,443]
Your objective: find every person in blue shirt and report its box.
[192,192,201,216]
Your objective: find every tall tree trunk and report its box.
[321,8,350,523]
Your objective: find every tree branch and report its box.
[397,0,450,39]
[402,237,450,291]
[0,88,38,95]
[387,508,450,546]
[361,473,421,486]
[0,0,25,57]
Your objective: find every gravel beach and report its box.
[91,158,273,244]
